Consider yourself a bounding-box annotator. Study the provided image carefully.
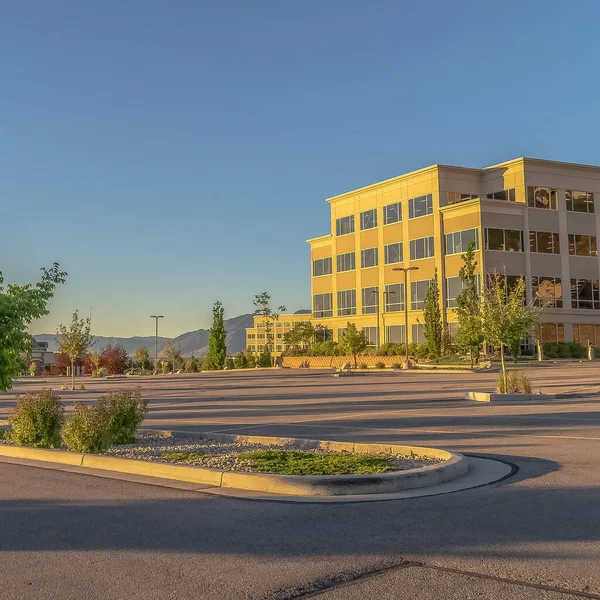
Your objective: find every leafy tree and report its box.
[283,321,315,349]
[423,268,443,361]
[0,263,66,391]
[338,322,368,368]
[161,361,170,374]
[164,343,182,373]
[455,242,484,367]
[184,357,200,373]
[253,292,286,362]
[205,300,227,370]
[482,272,541,393]
[245,350,257,368]
[56,311,94,390]
[100,344,129,375]
[134,347,150,373]
[233,351,248,369]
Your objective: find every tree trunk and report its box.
[500,344,507,393]
[70,358,75,391]
[353,353,357,368]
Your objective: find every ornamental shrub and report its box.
[8,389,64,448]
[62,402,111,453]
[96,388,147,445]
[375,361,386,369]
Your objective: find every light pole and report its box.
[392,266,419,367]
[150,315,164,374]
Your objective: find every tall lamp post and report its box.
[392,266,419,367]
[150,315,164,374]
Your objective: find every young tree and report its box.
[253,292,286,365]
[423,268,443,361]
[134,347,150,374]
[482,272,541,392]
[455,242,484,367]
[338,322,368,368]
[184,356,200,373]
[89,350,102,377]
[56,311,94,390]
[283,321,315,350]
[205,300,227,370]
[164,343,182,373]
[0,263,66,391]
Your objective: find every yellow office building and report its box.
[307,157,600,348]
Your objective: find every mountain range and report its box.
[34,310,310,358]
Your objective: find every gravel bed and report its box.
[104,432,441,473]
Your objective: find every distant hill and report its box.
[33,312,257,358]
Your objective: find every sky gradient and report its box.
[2,1,600,338]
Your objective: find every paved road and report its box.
[1,367,599,599]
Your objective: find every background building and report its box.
[307,157,600,347]
[245,313,316,358]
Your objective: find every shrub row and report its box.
[284,342,431,359]
[542,342,587,359]
[7,388,147,454]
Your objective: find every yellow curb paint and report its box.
[0,445,84,466]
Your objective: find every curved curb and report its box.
[0,431,469,497]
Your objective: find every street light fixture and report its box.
[150,315,164,374]
[392,266,419,368]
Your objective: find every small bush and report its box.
[359,363,368,369]
[8,390,64,448]
[545,350,558,359]
[497,370,532,394]
[62,402,112,453]
[96,388,147,445]
[233,351,248,369]
[391,363,403,369]
[224,357,234,370]
[79,384,86,391]
[375,361,386,369]
[558,346,571,359]
[377,343,405,357]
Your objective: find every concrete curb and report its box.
[0,431,469,497]
[465,391,556,403]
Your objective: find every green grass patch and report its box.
[162,452,207,462]
[240,450,395,475]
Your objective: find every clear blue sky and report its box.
[2,0,599,338]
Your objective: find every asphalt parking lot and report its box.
[1,365,599,599]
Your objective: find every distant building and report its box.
[27,337,55,372]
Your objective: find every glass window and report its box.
[448,192,478,205]
[336,252,356,272]
[539,323,565,344]
[312,257,332,277]
[408,194,433,219]
[571,279,600,309]
[313,293,333,318]
[527,187,557,210]
[385,325,406,344]
[383,202,402,225]
[384,242,403,265]
[335,215,355,236]
[360,247,378,268]
[337,289,356,316]
[568,234,598,257]
[257,333,265,339]
[485,228,522,252]
[573,324,600,346]
[532,276,563,308]
[409,236,435,260]
[411,323,426,344]
[566,190,595,214]
[445,277,463,308]
[529,231,560,254]
[360,209,377,230]
[362,286,379,314]
[385,283,405,312]
[410,280,430,310]
[487,189,516,202]
[444,228,479,255]
[362,326,379,347]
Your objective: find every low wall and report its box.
[283,355,406,369]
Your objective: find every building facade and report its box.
[307,157,600,348]
[245,313,315,358]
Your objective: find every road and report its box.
[1,366,599,599]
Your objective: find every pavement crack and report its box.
[253,559,415,600]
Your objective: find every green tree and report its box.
[283,321,315,350]
[233,351,248,369]
[184,356,200,373]
[134,347,150,374]
[258,345,272,368]
[253,292,286,365]
[482,272,541,392]
[338,322,368,368]
[0,263,66,391]
[56,311,94,390]
[423,268,443,361]
[205,300,227,370]
[455,242,484,367]
[164,343,182,373]
[89,350,102,377]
